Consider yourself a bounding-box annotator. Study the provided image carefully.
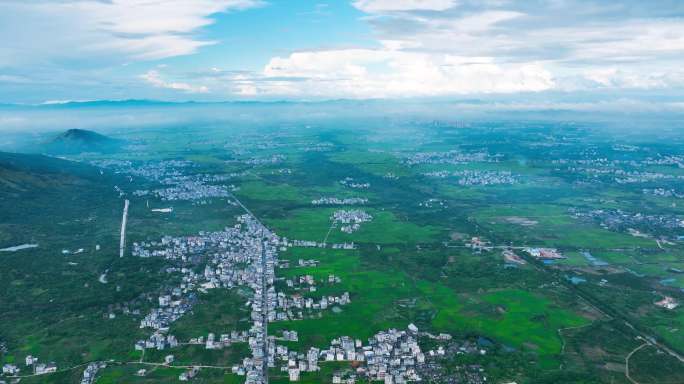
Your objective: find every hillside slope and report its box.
[43,128,123,154]
[0,151,103,193]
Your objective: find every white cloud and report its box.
[70,0,261,36]
[352,0,459,13]
[447,10,523,32]
[141,70,209,93]
[252,48,554,98]
[347,1,684,94]
[0,0,263,64]
[4,0,684,100]
[245,4,556,98]
[581,67,684,89]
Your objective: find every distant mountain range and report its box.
[0,99,304,108]
[0,98,446,108]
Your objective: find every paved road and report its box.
[257,229,270,384]
[625,341,649,384]
[231,193,270,384]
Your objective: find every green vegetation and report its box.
[2,112,684,383]
[267,207,439,244]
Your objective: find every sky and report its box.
[1,0,684,103]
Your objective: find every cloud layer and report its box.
[232,0,684,98]
[254,49,554,97]
[2,0,684,101]
[352,0,459,13]
[141,70,209,93]
[0,0,263,65]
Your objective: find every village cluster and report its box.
[302,142,334,152]
[422,170,518,186]
[81,362,107,384]
[312,197,368,206]
[271,324,489,384]
[245,154,286,165]
[643,188,684,198]
[570,207,684,239]
[643,154,684,168]
[277,326,425,383]
[130,213,278,383]
[92,159,239,203]
[136,180,238,202]
[403,150,496,166]
[2,355,57,377]
[331,210,374,234]
[339,177,370,189]
[419,198,448,209]
[285,274,342,292]
[131,171,237,203]
[91,159,193,182]
[553,155,684,184]
[273,291,351,321]
[289,239,357,249]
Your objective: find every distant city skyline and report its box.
[1,0,684,103]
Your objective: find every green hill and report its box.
[0,151,103,194]
[43,128,123,154]
[0,150,125,251]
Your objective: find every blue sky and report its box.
[1,0,684,103]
